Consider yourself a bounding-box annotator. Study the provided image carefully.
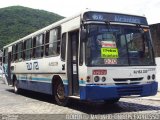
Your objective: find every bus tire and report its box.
[54,80,68,106]
[13,78,20,94]
[104,98,120,104]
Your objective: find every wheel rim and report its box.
[14,81,18,93]
[57,84,65,100]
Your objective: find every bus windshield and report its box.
[85,24,155,66]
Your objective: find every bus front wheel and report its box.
[54,80,68,106]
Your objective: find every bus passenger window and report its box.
[17,42,23,61]
[61,33,66,61]
[24,39,32,60]
[49,29,57,55]
[3,48,8,64]
[33,34,44,58]
[57,27,61,54]
[45,31,50,56]
[15,44,18,61]
[79,41,83,66]
[23,41,26,60]
[45,27,61,56]
[12,45,16,62]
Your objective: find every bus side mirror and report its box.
[139,28,144,34]
[80,29,87,42]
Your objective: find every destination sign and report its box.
[83,12,148,25]
[101,48,119,58]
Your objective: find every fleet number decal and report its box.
[134,70,148,74]
[101,48,119,58]
[26,62,39,70]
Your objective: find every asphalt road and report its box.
[0,80,160,120]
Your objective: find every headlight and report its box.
[94,76,100,82]
[102,77,106,82]
[147,75,151,80]
[152,74,155,80]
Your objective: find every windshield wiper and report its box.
[105,21,112,32]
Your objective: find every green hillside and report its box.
[0,6,64,49]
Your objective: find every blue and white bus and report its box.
[2,10,158,106]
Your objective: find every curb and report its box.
[141,92,160,101]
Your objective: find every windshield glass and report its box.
[85,24,155,66]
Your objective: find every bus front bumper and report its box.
[80,81,158,100]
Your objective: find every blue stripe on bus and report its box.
[79,80,86,84]
[19,77,85,96]
[63,80,68,84]
[19,77,51,82]
[20,77,26,80]
[19,77,86,85]
[32,77,51,81]
[63,80,86,84]
[18,80,52,94]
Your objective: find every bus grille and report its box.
[113,77,143,85]
[117,86,143,96]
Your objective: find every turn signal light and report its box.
[147,75,151,80]
[102,77,106,82]
[87,76,91,82]
[152,74,155,80]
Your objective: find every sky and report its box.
[0,0,160,24]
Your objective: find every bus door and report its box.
[67,30,79,96]
[7,51,12,85]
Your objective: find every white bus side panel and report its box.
[61,16,80,33]
[11,56,67,94]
